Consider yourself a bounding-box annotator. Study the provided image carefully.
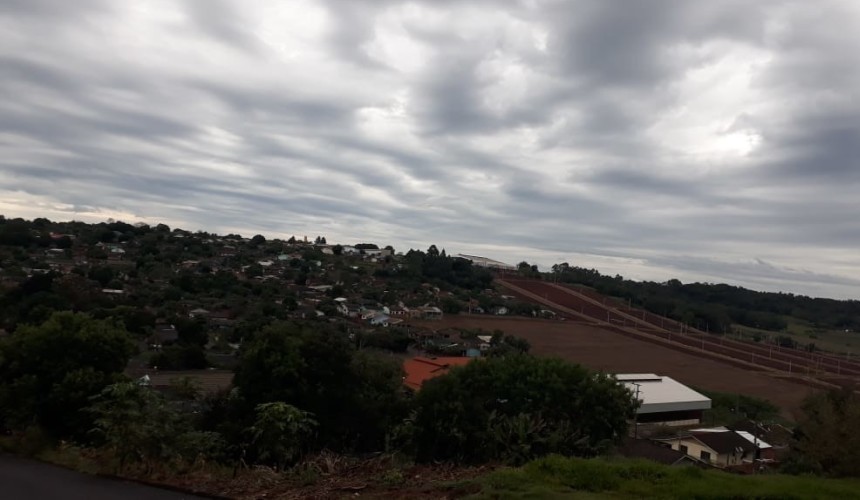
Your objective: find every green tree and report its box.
[487,334,531,357]
[248,402,317,470]
[88,382,224,471]
[87,266,116,287]
[517,261,540,278]
[245,263,264,278]
[55,235,73,249]
[0,312,136,439]
[441,297,463,314]
[349,351,409,450]
[0,220,35,246]
[411,356,635,464]
[174,316,208,346]
[233,322,406,451]
[788,389,860,477]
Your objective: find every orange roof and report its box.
[403,356,473,391]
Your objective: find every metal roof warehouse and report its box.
[616,373,712,426]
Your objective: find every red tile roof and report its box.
[403,356,473,391]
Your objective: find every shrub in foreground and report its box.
[411,356,636,463]
[0,312,135,440]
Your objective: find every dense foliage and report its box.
[787,389,860,477]
[546,262,860,332]
[88,381,224,471]
[375,247,492,291]
[232,321,408,453]
[699,389,780,425]
[0,312,136,439]
[411,356,636,464]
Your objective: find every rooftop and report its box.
[691,431,757,455]
[617,438,701,466]
[616,373,711,414]
[735,430,773,450]
[403,356,473,391]
[455,254,516,270]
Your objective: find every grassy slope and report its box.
[734,317,860,355]
[455,456,860,500]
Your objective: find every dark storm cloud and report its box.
[545,1,770,87]
[1,0,860,298]
[757,115,860,181]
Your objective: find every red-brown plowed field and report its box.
[423,316,815,420]
[502,279,860,378]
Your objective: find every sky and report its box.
[1,1,859,299]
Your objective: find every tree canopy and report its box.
[411,356,636,464]
[0,312,136,439]
[548,262,860,332]
[788,389,860,477]
[233,321,407,452]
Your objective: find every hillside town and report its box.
[0,216,812,481]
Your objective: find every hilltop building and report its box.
[455,254,516,271]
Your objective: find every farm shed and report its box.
[617,373,712,426]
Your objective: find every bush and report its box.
[248,402,317,470]
[789,389,860,477]
[699,389,779,423]
[0,312,135,440]
[233,322,407,452]
[88,382,226,471]
[411,356,636,463]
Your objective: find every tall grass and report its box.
[468,455,860,499]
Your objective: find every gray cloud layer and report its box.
[1,0,859,298]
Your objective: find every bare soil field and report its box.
[499,279,860,378]
[423,315,815,420]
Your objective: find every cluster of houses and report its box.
[4,224,551,339]
[334,299,443,327]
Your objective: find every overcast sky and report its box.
[1,1,859,299]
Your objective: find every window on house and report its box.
[700,451,711,462]
[679,445,688,455]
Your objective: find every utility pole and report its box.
[632,382,642,439]
[752,420,759,474]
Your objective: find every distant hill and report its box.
[537,262,860,336]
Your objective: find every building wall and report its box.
[637,409,703,425]
[663,438,746,467]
